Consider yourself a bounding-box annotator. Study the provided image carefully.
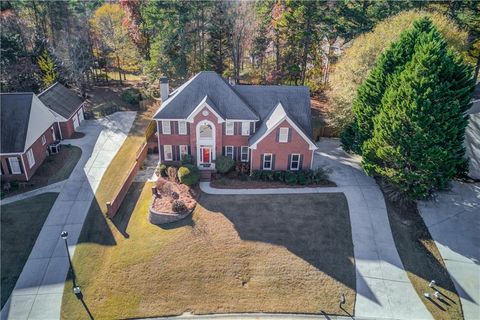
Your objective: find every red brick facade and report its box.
[157,109,313,172]
[1,125,56,182]
[57,105,84,139]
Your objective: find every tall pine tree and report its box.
[362,19,475,200]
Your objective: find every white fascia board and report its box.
[250,115,318,151]
[186,98,224,124]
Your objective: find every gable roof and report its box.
[1,93,56,154]
[233,85,313,139]
[38,82,83,119]
[153,71,258,121]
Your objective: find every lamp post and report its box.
[60,231,81,297]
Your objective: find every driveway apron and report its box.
[1,112,136,320]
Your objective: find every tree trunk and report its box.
[116,55,122,85]
[475,53,480,82]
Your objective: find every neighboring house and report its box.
[465,84,480,180]
[0,93,57,182]
[153,71,317,172]
[38,82,85,139]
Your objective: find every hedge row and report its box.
[251,168,328,185]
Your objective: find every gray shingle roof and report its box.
[153,71,259,121]
[1,93,33,153]
[233,85,313,139]
[38,83,83,119]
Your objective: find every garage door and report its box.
[73,114,79,129]
[78,108,84,122]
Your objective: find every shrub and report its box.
[216,155,235,173]
[167,166,178,182]
[313,168,327,183]
[297,171,308,185]
[121,88,141,105]
[181,154,195,165]
[261,170,274,181]
[285,171,297,185]
[178,165,200,186]
[251,170,262,180]
[171,200,187,213]
[273,171,284,182]
[235,162,250,175]
[156,164,167,177]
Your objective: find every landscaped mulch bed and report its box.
[384,192,463,320]
[211,175,336,189]
[152,181,198,213]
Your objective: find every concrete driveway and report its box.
[1,112,136,320]
[418,182,480,319]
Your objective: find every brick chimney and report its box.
[160,76,169,102]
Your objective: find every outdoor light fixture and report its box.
[429,280,436,288]
[60,231,81,298]
[424,293,431,298]
[340,293,346,306]
[434,291,440,299]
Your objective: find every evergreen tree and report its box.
[362,20,475,200]
[37,50,58,88]
[207,1,232,75]
[346,18,432,153]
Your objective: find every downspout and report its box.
[156,120,161,165]
[250,149,253,176]
[20,153,29,181]
[310,149,315,169]
[57,121,63,140]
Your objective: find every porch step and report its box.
[200,170,212,182]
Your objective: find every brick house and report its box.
[39,82,86,139]
[153,71,317,173]
[0,93,58,182]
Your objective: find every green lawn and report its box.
[61,184,355,319]
[1,145,82,199]
[1,193,59,308]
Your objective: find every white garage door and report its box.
[78,108,84,122]
[73,114,79,129]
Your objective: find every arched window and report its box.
[199,123,213,138]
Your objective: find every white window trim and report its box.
[178,121,187,135]
[225,146,234,159]
[279,127,289,143]
[162,121,171,134]
[26,149,35,168]
[290,153,300,171]
[8,157,21,174]
[225,121,234,135]
[163,145,173,161]
[263,153,272,170]
[180,145,188,158]
[42,135,46,145]
[241,121,250,136]
[241,146,249,162]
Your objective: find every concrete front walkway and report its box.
[201,138,432,320]
[1,112,136,320]
[418,181,480,319]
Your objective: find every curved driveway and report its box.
[201,138,431,320]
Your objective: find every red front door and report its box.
[202,147,210,163]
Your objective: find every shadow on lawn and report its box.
[197,192,356,293]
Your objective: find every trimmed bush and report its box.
[235,162,250,175]
[167,166,178,182]
[178,165,200,186]
[216,155,235,173]
[157,164,167,177]
[181,154,195,166]
[284,171,297,185]
[171,200,187,213]
[121,88,141,105]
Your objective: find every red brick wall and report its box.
[60,118,75,139]
[1,125,56,182]
[251,120,313,170]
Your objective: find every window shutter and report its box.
[233,122,238,135]
[235,147,239,161]
[233,147,236,160]
[176,145,180,161]
[250,122,254,134]
[222,146,226,156]
[261,154,264,169]
[288,154,291,170]
[272,155,276,170]
[299,154,304,170]
[160,145,164,161]
[158,121,163,134]
[187,122,190,135]
[187,145,191,155]
[6,158,11,174]
[288,128,292,142]
[276,128,280,142]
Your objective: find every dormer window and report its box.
[241,121,250,136]
[279,127,289,143]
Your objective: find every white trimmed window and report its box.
[163,145,173,161]
[26,149,35,168]
[279,127,289,143]
[42,135,46,145]
[178,121,187,135]
[241,146,249,162]
[8,157,21,174]
[225,146,234,159]
[290,154,300,171]
[226,121,234,135]
[180,145,188,159]
[162,121,171,134]
[241,121,250,136]
[263,153,272,170]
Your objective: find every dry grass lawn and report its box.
[61,183,355,319]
